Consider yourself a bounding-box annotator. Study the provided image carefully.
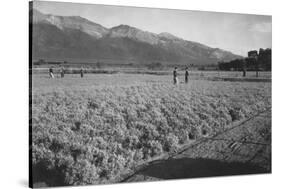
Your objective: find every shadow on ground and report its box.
[126,157,270,182]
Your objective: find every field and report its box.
[31,72,271,187]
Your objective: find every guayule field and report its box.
[31,73,271,186]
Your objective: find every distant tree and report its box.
[242,59,247,77]
[248,50,259,77]
[258,48,271,71]
[33,59,45,65]
[218,48,271,72]
[96,62,102,69]
[147,62,164,70]
[198,66,205,71]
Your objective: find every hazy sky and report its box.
[33,1,272,56]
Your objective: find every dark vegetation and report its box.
[218,48,271,71]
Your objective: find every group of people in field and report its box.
[49,67,84,78]
[49,66,189,84]
[173,67,189,84]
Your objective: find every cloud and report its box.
[250,22,272,33]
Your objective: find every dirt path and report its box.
[120,110,271,182]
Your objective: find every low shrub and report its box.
[32,80,271,185]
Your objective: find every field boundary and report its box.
[115,108,271,183]
[208,77,271,82]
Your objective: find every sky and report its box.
[33,1,272,56]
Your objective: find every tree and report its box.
[147,62,164,70]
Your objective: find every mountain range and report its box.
[31,9,243,65]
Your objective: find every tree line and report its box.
[218,48,271,71]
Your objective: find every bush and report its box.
[164,134,179,152]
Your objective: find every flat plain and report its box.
[31,72,271,186]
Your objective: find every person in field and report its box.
[80,67,84,78]
[173,67,178,84]
[185,66,189,83]
[49,67,54,78]
[60,66,65,78]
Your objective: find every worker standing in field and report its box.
[49,67,54,78]
[173,67,178,85]
[185,66,189,83]
[60,66,65,78]
[80,67,84,78]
